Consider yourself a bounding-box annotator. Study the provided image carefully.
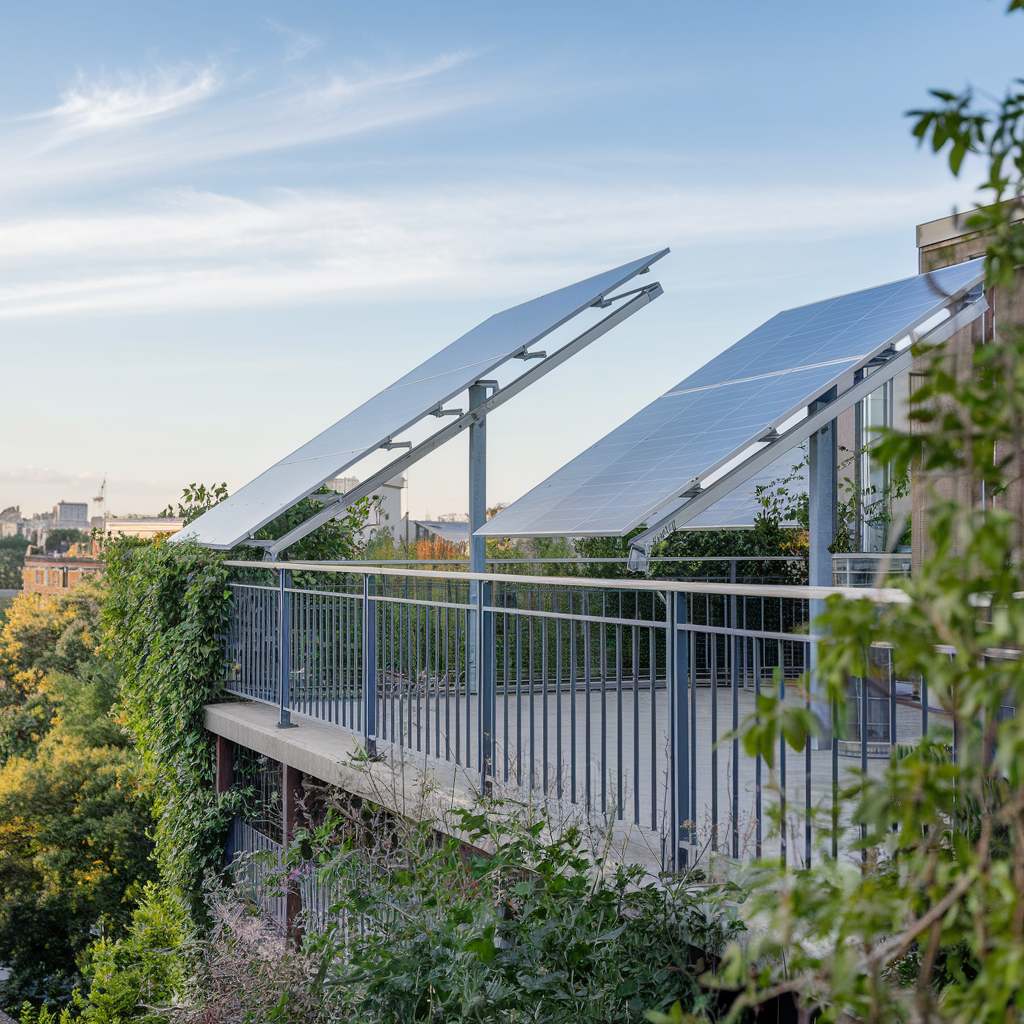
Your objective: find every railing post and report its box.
[278,567,296,729]
[363,574,378,757]
[669,589,690,870]
[479,578,494,795]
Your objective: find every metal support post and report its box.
[669,591,690,869]
[468,383,487,695]
[363,574,378,757]
[808,417,836,749]
[478,579,494,795]
[278,568,297,728]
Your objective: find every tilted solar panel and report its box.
[175,250,668,549]
[479,258,984,538]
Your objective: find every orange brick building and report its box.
[22,554,103,595]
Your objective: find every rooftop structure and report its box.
[175,251,668,556]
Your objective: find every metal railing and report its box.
[223,561,923,871]
[832,552,912,587]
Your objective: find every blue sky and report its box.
[1,0,1020,520]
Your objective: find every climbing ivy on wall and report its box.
[102,538,239,912]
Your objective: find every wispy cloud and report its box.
[260,17,323,63]
[0,180,959,319]
[0,51,482,195]
[26,65,221,132]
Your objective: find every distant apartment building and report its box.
[101,516,185,541]
[22,553,103,595]
[325,473,408,545]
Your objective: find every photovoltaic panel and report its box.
[479,258,984,538]
[681,453,806,530]
[175,250,668,549]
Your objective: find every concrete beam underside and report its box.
[205,700,668,879]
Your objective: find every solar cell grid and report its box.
[480,258,985,538]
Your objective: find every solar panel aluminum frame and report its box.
[476,260,986,546]
[623,290,989,571]
[246,281,666,559]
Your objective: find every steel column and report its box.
[468,383,487,695]
[363,574,378,757]
[278,568,296,728]
[479,579,494,795]
[808,417,836,749]
[669,591,690,868]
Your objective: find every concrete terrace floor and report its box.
[211,684,942,875]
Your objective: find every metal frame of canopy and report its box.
[172,250,669,558]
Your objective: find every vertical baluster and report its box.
[711,632,718,853]
[542,613,550,796]
[805,639,812,868]
[515,611,523,786]
[454,604,461,765]
[503,609,510,782]
[415,602,422,753]
[632,612,640,826]
[755,637,762,858]
[529,612,536,790]
[650,622,657,834]
[555,610,563,800]
[570,595,578,805]
[732,629,740,860]
[363,576,377,757]
[584,592,592,810]
[445,605,452,762]
[616,618,624,820]
[689,624,697,847]
[779,638,787,868]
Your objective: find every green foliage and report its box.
[0,535,29,590]
[718,13,1024,1016]
[295,797,741,1023]
[160,480,377,560]
[0,573,158,1013]
[73,884,193,1024]
[0,578,106,699]
[160,482,229,526]
[102,539,239,911]
[0,732,156,1011]
[254,487,377,562]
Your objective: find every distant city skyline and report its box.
[1,1,1020,520]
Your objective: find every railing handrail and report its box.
[289,555,806,565]
[223,559,910,604]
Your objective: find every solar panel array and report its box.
[176,250,668,549]
[479,258,984,538]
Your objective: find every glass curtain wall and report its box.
[860,379,893,552]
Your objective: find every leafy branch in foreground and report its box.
[714,6,1024,1020]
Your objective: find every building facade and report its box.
[22,554,103,595]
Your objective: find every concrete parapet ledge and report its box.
[204,700,668,880]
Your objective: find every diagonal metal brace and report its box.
[258,283,665,559]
